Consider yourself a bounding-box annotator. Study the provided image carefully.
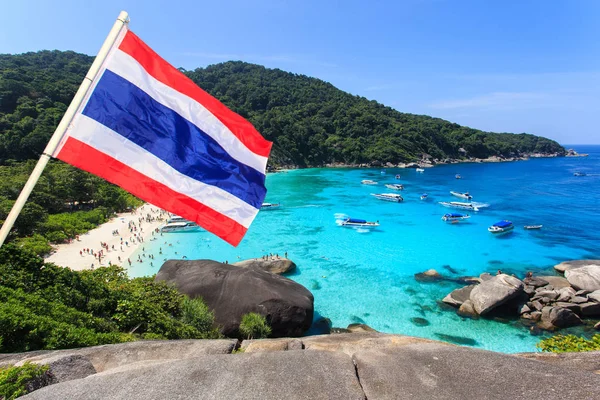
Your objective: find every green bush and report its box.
[537,334,600,353]
[0,245,222,352]
[13,235,52,257]
[181,297,220,338]
[239,313,271,339]
[0,362,49,399]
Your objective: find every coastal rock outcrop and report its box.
[233,257,296,275]
[564,264,600,291]
[442,285,475,307]
[554,259,600,273]
[155,260,314,337]
[469,274,524,315]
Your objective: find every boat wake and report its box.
[356,228,371,233]
[334,213,349,220]
[471,202,490,208]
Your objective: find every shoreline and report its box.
[270,152,564,171]
[45,204,166,272]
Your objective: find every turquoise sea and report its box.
[130,145,600,353]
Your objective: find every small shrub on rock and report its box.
[537,334,600,353]
[239,313,271,339]
[0,362,49,399]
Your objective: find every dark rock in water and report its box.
[309,279,322,290]
[488,260,504,265]
[434,333,479,346]
[233,258,296,275]
[414,269,442,282]
[404,287,418,295]
[350,316,366,325]
[409,317,430,327]
[523,277,549,288]
[155,260,313,338]
[457,300,478,319]
[312,317,332,335]
[442,285,476,307]
[363,312,371,317]
[347,323,377,333]
[442,265,459,274]
[470,274,525,315]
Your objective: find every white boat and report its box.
[385,184,404,190]
[420,193,429,200]
[524,225,543,230]
[450,191,473,200]
[455,174,462,179]
[361,179,378,185]
[573,172,587,177]
[380,170,386,175]
[371,193,403,202]
[340,218,380,228]
[416,168,425,173]
[167,215,186,224]
[261,203,281,210]
[439,201,479,211]
[442,213,470,223]
[161,221,201,233]
[488,220,514,234]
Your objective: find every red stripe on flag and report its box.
[56,137,248,246]
[118,31,272,159]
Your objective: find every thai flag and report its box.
[52,27,272,246]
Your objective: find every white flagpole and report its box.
[0,11,129,249]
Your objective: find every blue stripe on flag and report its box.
[82,69,266,209]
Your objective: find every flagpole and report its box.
[0,11,129,249]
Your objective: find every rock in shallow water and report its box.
[155,260,313,338]
[469,274,525,315]
[233,258,296,275]
[442,285,476,307]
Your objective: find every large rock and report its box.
[457,300,478,319]
[469,274,525,315]
[3,339,237,373]
[539,306,582,330]
[442,285,475,307]
[22,351,365,400]
[555,259,600,273]
[565,264,600,291]
[17,354,96,383]
[579,302,600,317]
[156,260,314,337]
[589,290,600,303]
[233,258,296,275]
[352,344,600,400]
[536,275,571,289]
[414,269,442,282]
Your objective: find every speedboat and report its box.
[361,179,378,185]
[385,184,404,190]
[416,168,425,173]
[340,218,380,228]
[455,174,462,179]
[573,172,587,177]
[524,225,543,230]
[442,213,470,222]
[439,201,479,211]
[167,215,186,224]
[161,221,202,233]
[420,193,428,200]
[261,203,281,210]
[371,193,403,202]
[450,191,473,200]
[488,220,514,234]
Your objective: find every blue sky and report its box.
[1,0,598,144]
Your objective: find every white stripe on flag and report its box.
[68,114,259,228]
[105,50,268,174]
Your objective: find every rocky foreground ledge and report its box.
[2,333,599,400]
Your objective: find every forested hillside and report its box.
[0,51,564,168]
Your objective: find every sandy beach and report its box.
[45,204,167,271]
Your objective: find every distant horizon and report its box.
[1,1,598,145]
